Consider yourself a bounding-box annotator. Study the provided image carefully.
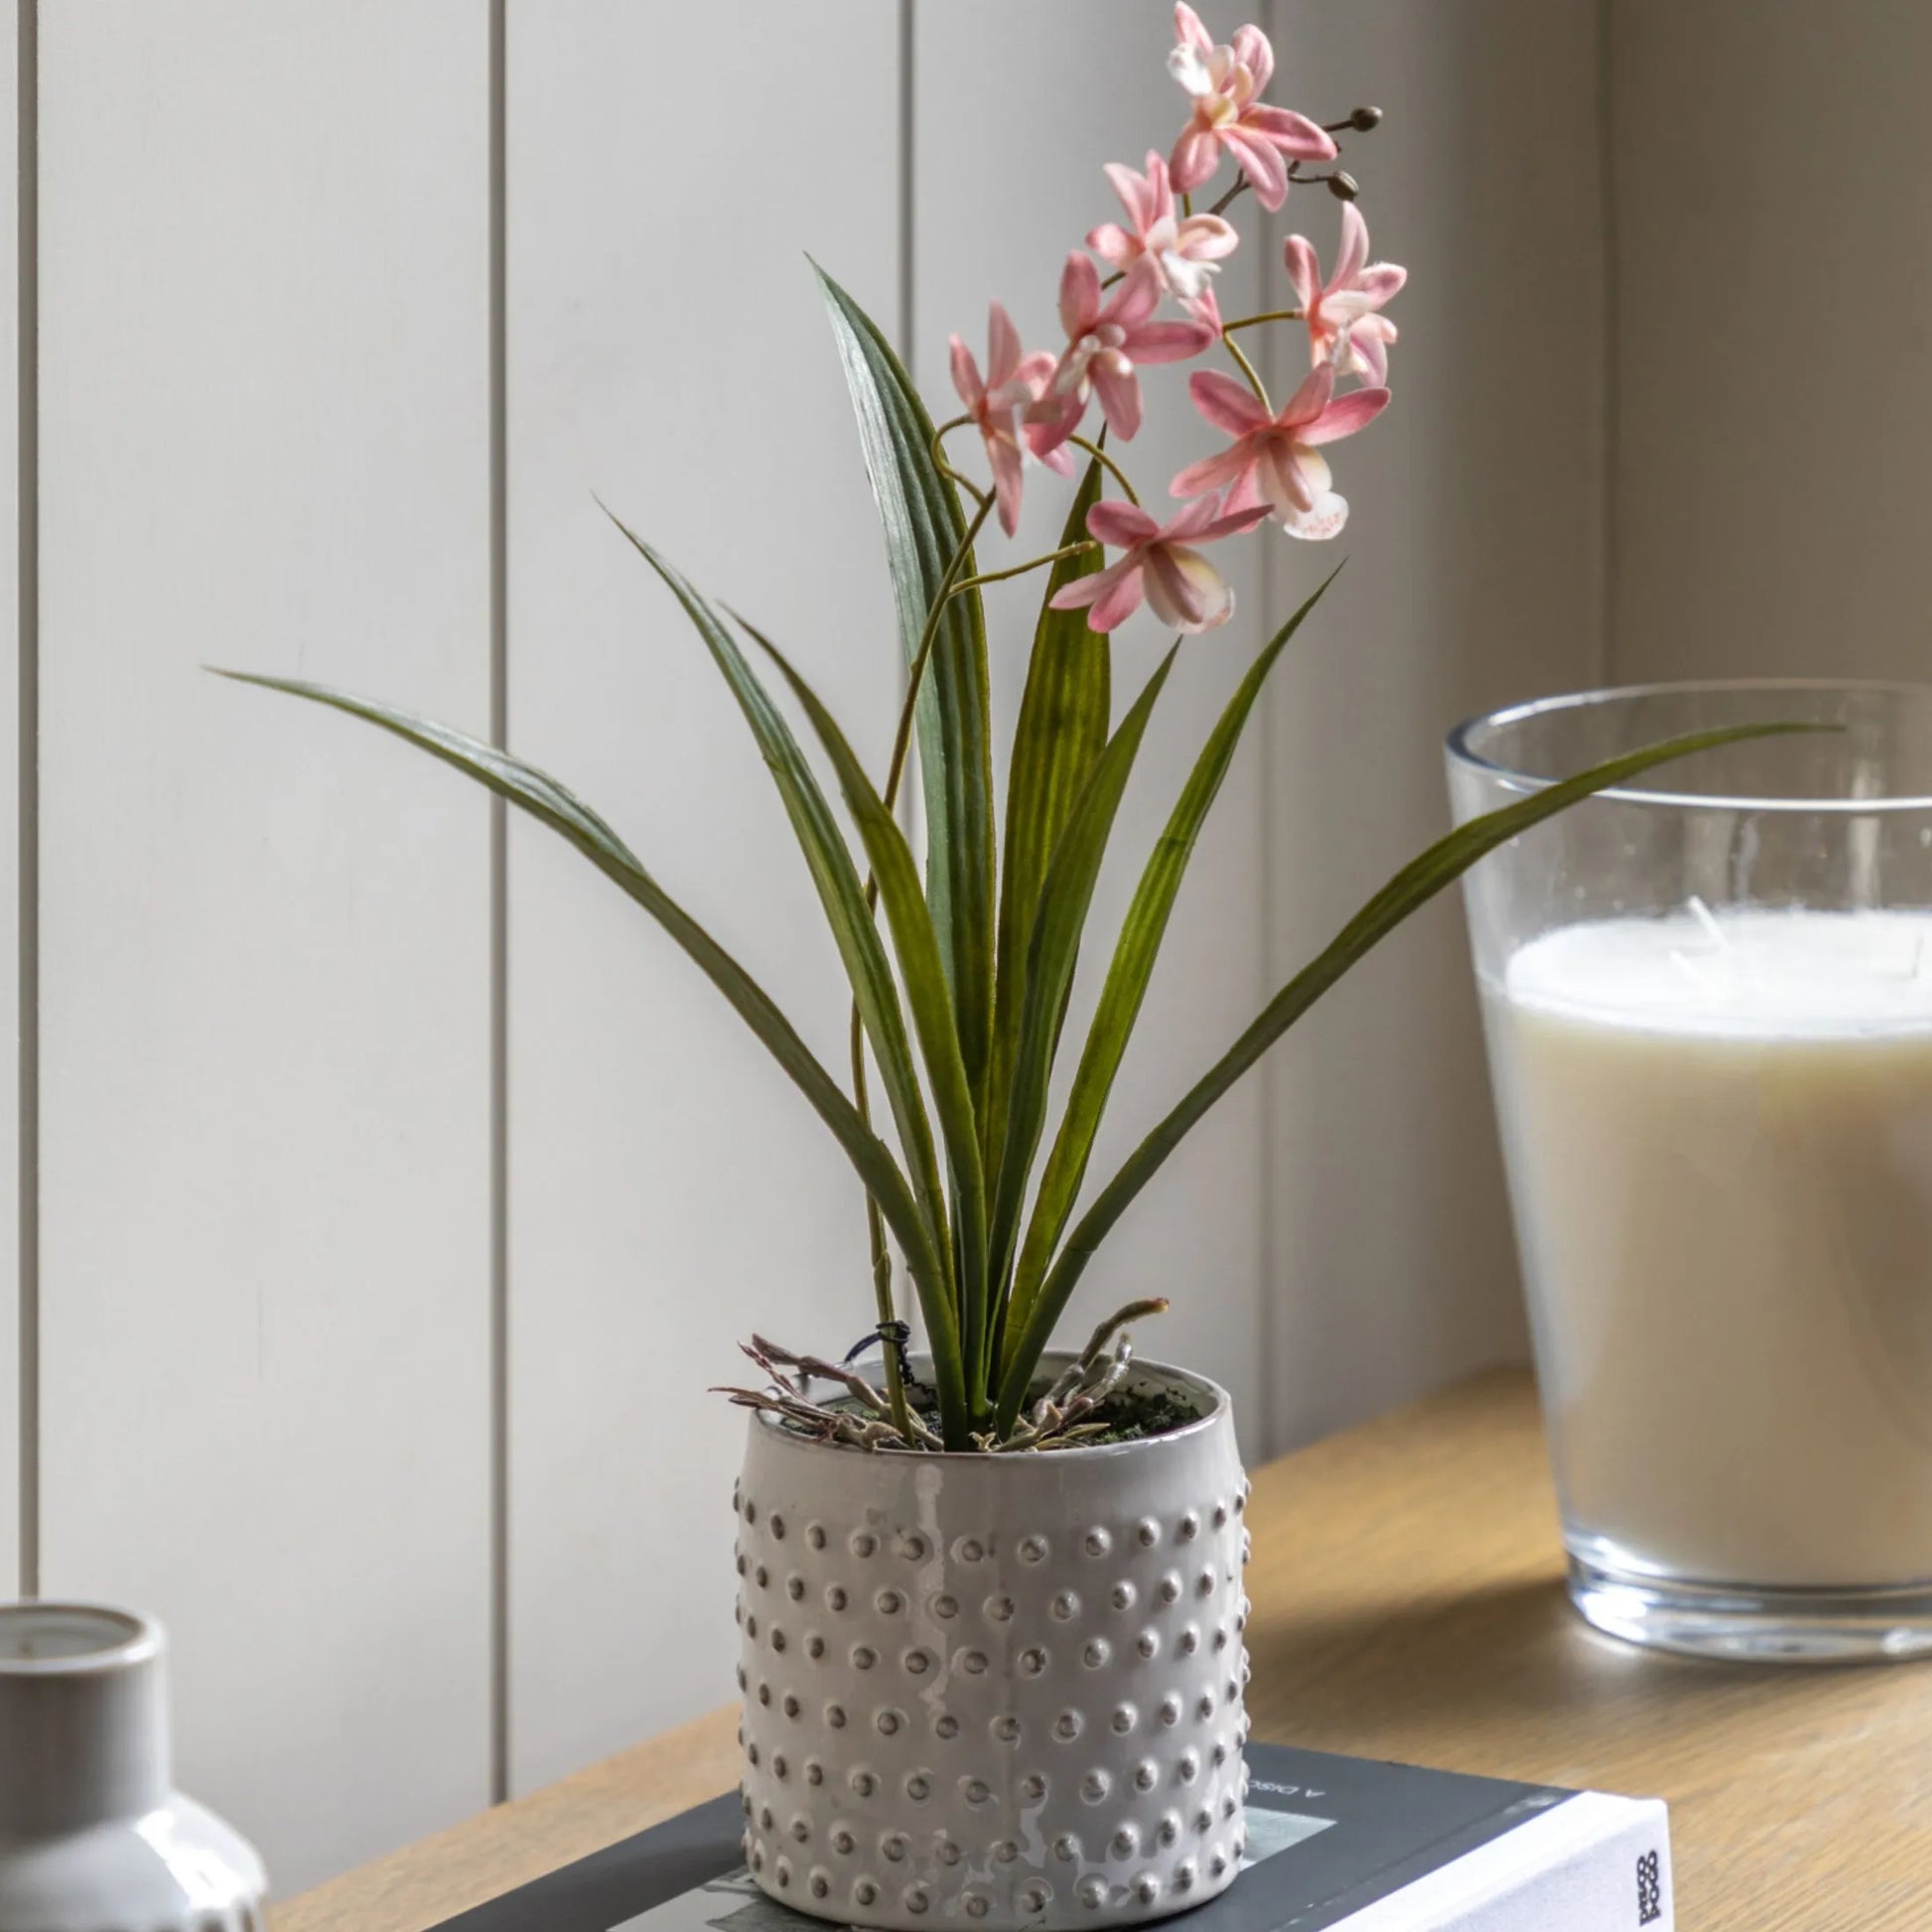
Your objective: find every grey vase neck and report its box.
[0,1604,171,1840]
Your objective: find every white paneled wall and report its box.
[502,0,905,1797]
[0,0,1621,1897]
[34,0,493,1893]
[1607,0,1932,685]
[1261,0,1610,1445]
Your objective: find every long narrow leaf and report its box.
[1003,571,1339,1363]
[994,718,1831,1430]
[984,647,1179,1327]
[597,513,967,1394]
[738,616,994,1422]
[986,460,1109,1176]
[815,263,996,1113]
[209,669,972,1440]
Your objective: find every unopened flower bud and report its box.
[1348,105,1383,132]
[1326,171,1361,202]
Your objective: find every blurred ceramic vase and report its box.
[735,1357,1252,1932]
[0,1602,266,1932]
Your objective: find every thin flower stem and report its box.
[1221,335,1271,407]
[1065,434,1141,505]
[1220,307,1306,335]
[929,416,990,508]
[939,462,989,508]
[1206,172,1251,217]
[953,541,1097,594]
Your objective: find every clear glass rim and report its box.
[1447,677,1932,815]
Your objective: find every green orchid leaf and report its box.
[985,460,1109,1181]
[737,615,994,1427]
[993,717,1833,1431]
[210,667,969,1438]
[814,263,996,1114]
[1003,569,1339,1365]
[597,511,972,1430]
[984,645,1179,1345]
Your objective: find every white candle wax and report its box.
[1484,907,1932,1587]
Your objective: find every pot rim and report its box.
[0,1601,163,1676]
[752,1350,1232,1464]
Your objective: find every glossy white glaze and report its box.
[735,1361,1250,1930]
[0,1604,266,1932]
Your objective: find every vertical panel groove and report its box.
[487,0,510,1809]
[15,0,35,1601]
[1593,0,1618,689]
[896,0,913,364]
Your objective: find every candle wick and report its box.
[1686,895,1727,950]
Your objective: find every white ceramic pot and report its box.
[0,1602,266,1932]
[735,1357,1250,1932]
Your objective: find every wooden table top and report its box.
[277,1367,1932,1931]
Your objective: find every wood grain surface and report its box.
[277,1369,1932,1931]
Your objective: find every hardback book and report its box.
[429,1741,1673,1932]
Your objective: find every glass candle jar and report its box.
[1448,681,1932,1661]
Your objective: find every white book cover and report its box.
[429,1743,1672,1932]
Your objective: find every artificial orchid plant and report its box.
[222,6,1788,1453]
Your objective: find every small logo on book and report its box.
[1636,1849,1663,1925]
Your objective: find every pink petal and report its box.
[1196,499,1274,542]
[1125,318,1216,364]
[1145,150,1176,211]
[1302,385,1390,446]
[1087,498,1160,549]
[1355,263,1407,306]
[1242,105,1339,161]
[1281,234,1320,312]
[1344,324,1390,385]
[1086,221,1139,271]
[1175,212,1239,261]
[987,302,1023,387]
[1104,258,1164,328]
[1025,390,1085,462]
[1183,283,1224,336]
[1278,360,1336,429]
[987,432,1026,537]
[1087,562,1149,633]
[1013,349,1057,399]
[1092,360,1145,441]
[1145,544,1234,633]
[1170,126,1220,194]
[949,337,983,412]
[1173,2,1212,53]
[1230,23,1274,93]
[1189,368,1271,436]
[1058,251,1100,340]
[1223,127,1289,210]
[1334,203,1369,286]
[1171,443,1255,499]
[1049,568,1108,611]
[1281,490,1349,540]
[1224,469,1265,519]
[1258,439,1320,513]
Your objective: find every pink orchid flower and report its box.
[1049,494,1269,634]
[1173,364,1389,541]
[949,301,1058,536]
[1168,4,1336,211]
[1087,150,1238,322]
[1284,204,1407,383]
[1027,256,1216,460]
